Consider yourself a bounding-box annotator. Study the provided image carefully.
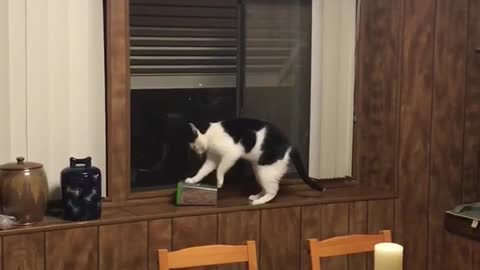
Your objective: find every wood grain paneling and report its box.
[428,1,470,270]
[260,207,301,270]
[4,233,44,270]
[367,200,395,233]
[394,1,435,270]
[46,227,98,270]
[3,1,477,270]
[355,0,402,189]
[148,219,172,270]
[462,0,480,204]
[301,204,349,270]
[218,211,260,270]
[348,202,368,270]
[367,200,394,270]
[99,221,148,270]
[474,241,480,270]
[467,0,480,262]
[172,214,218,270]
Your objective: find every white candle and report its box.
[374,243,403,270]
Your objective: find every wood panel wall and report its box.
[355,0,480,270]
[0,199,393,270]
[1,1,478,270]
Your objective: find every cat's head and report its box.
[188,123,208,155]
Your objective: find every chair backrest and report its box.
[308,230,392,270]
[158,240,258,270]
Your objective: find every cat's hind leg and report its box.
[249,164,265,201]
[250,161,288,205]
[249,192,264,201]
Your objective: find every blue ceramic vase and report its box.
[61,157,101,221]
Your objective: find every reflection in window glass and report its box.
[129,0,311,190]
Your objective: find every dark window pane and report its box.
[130,88,236,190]
[242,0,311,167]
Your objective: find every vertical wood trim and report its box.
[367,200,394,234]
[4,232,45,270]
[0,237,3,270]
[148,219,172,270]
[172,214,218,270]
[394,0,435,270]
[218,211,260,270]
[105,0,130,202]
[99,221,148,270]
[301,204,349,270]
[462,0,480,203]
[348,201,368,270]
[46,227,98,270]
[428,1,470,269]
[354,0,402,189]
[260,207,301,270]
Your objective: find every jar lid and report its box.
[0,157,43,171]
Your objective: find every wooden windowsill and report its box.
[0,183,396,236]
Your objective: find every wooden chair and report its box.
[308,230,392,270]
[158,240,258,270]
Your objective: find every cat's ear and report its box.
[189,123,199,135]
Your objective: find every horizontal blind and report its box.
[244,0,304,85]
[129,0,239,76]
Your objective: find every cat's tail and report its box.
[290,147,326,191]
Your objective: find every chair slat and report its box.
[308,230,392,270]
[158,241,258,270]
[169,245,248,268]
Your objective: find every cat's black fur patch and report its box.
[221,118,290,165]
[258,124,290,165]
[221,119,264,153]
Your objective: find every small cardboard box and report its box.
[176,182,217,206]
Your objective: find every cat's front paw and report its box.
[217,182,223,189]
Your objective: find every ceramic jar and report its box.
[0,157,49,225]
[61,157,101,221]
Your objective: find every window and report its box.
[129,0,240,190]
[105,0,358,202]
[128,0,313,191]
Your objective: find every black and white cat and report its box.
[185,118,324,205]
